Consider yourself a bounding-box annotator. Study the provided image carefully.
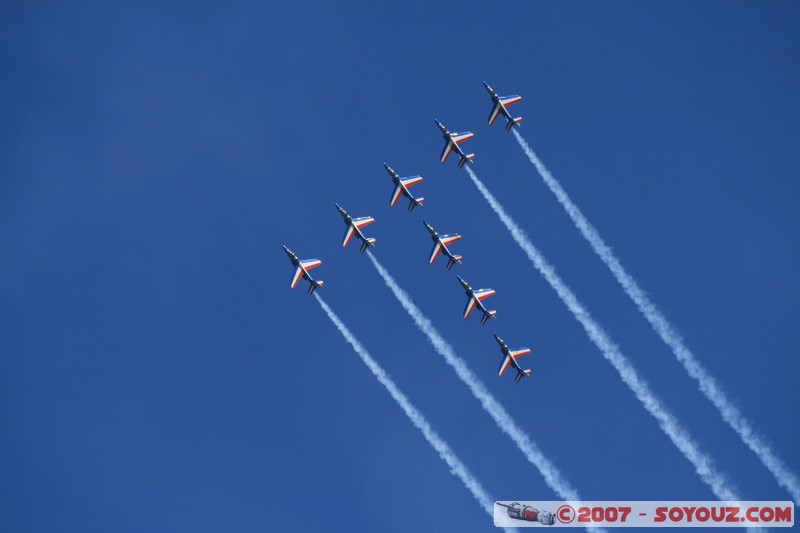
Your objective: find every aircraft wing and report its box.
[464,289,495,319]
[300,259,322,270]
[344,216,375,245]
[429,242,444,264]
[488,102,504,126]
[440,141,455,164]
[430,234,462,265]
[401,176,423,188]
[390,184,405,207]
[489,96,522,126]
[498,355,514,377]
[474,288,496,301]
[510,348,531,360]
[391,177,423,207]
[291,266,306,289]
[291,259,321,287]
[464,291,493,319]
[440,234,462,246]
[464,297,478,319]
[442,134,475,165]
[440,133,472,163]
[343,225,357,248]
[500,349,531,379]
[353,216,375,229]
[452,132,474,144]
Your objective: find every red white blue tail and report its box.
[505,117,523,132]
[308,279,324,295]
[480,309,497,325]
[446,254,462,271]
[360,237,376,253]
[408,197,424,212]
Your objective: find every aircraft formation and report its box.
[284,78,800,513]
[284,82,530,384]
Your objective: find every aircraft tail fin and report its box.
[308,280,324,295]
[458,154,475,169]
[446,255,463,271]
[481,310,497,325]
[408,197,424,212]
[506,117,522,132]
[360,238,376,253]
[515,369,532,383]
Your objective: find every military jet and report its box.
[423,220,462,270]
[383,163,425,212]
[283,245,324,295]
[493,334,533,383]
[435,119,475,168]
[336,204,376,253]
[483,82,522,132]
[457,275,496,325]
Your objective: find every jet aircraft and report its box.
[383,163,425,212]
[423,220,462,270]
[435,119,475,168]
[283,245,324,295]
[457,275,496,325]
[336,204,376,253]
[483,82,522,132]
[493,334,533,383]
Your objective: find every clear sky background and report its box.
[1,2,798,531]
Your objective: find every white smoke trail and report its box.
[366,252,585,503]
[513,130,800,504]
[314,294,502,522]
[464,165,741,502]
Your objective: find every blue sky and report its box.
[1,2,799,531]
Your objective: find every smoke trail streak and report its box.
[314,294,503,522]
[513,130,800,504]
[366,252,588,505]
[464,166,741,502]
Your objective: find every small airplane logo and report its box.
[435,119,475,169]
[383,163,425,212]
[483,82,523,132]
[423,220,462,270]
[457,275,496,325]
[495,502,554,524]
[283,245,324,295]
[336,204,376,253]
[493,334,533,383]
